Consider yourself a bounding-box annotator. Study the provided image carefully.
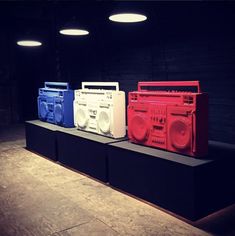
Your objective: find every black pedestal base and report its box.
[108,141,235,221]
[25,120,58,161]
[25,120,127,182]
[57,129,126,183]
[25,120,235,220]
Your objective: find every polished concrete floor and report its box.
[0,125,235,236]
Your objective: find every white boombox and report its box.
[73,82,126,138]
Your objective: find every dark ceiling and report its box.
[1,1,234,43]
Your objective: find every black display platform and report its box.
[25,120,235,220]
[25,120,62,161]
[108,140,235,221]
[57,128,127,183]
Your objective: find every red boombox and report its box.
[128,81,208,157]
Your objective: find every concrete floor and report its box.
[0,125,235,236]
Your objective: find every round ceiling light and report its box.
[17,40,42,47]
[59,29,89,36]
[109,13,147,23]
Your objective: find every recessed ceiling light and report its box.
[109,13,147,23]
[59,29,89,36]
[17,40,42,47]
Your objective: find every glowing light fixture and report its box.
[109,13,147,23]
[17,40,42,47]
[59,29,89,36]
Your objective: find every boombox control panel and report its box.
[88,109,97,117]
[150,106,167,148]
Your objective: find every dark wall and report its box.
[0,1,235,144]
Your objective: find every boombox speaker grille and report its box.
[40,102,48,119]
[98,111,110,133]
[76,108,87,128]
[55,104,63,123]
[169,120,191,150]
[130,115,148,142]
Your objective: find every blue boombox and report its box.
[37,82,74,127]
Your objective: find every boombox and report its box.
[74,82,126,138]
[38,82,74,127]
[128,81,208,157]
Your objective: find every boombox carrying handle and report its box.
[44,82,69,90]
[138,81,201,93]
[82,82,119,91]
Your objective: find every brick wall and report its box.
[61,3,235,144]
[1,2,234,144]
